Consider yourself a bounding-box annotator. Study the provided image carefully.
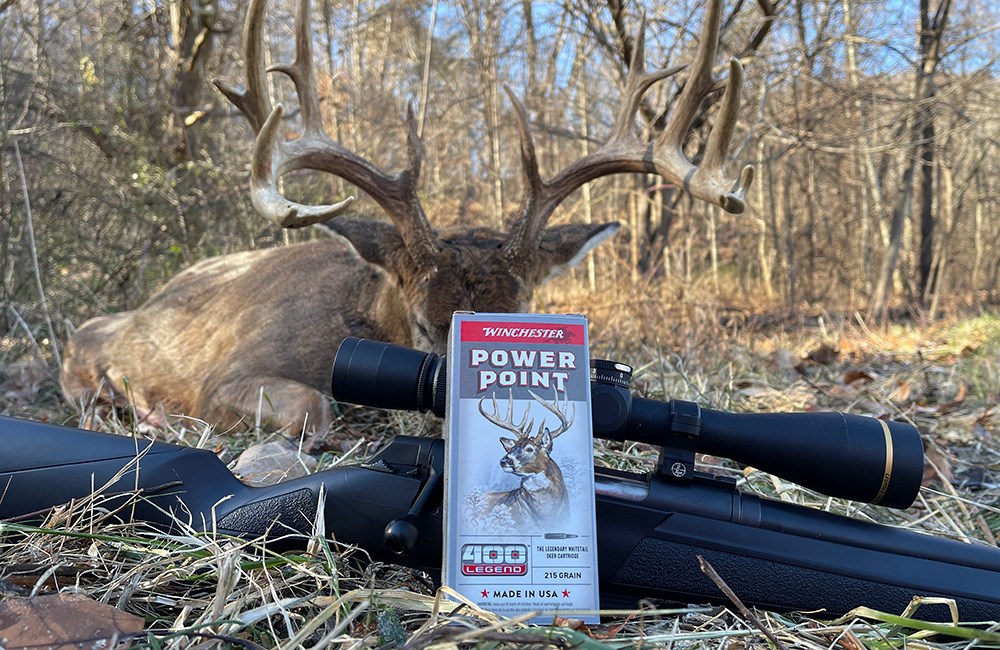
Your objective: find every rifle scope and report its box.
[331,337,924,509]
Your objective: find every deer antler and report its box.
[479,389,534,439]
[214,0,439,277]
[216,0,751,280]
[502,0,754,269]
[528,387,575,440]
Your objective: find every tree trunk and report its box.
[869,149,916,321]
[754,155,773,299]
[782,170,797,314]
[167,0,219,165]
[916,0,951,303]
[928,161,953,318]
[868,0,951,320]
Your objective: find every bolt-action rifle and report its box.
[2,337,999,621]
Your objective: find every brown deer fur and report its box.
[61,220,617,440]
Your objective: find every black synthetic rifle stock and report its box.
[0,338,998,622]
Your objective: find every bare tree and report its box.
[869,0,952,320]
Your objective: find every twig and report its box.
[698,555,792,650]
[7,303,45,362]
[157,631,267,650]
[12,138,61,368]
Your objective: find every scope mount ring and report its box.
[656,399,702,481]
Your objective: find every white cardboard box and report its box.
[443,312,600,623]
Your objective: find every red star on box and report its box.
[481,589,489,598]
[562,589,570,598]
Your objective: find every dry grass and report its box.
[3,290,1000,648]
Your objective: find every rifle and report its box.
[1,337,998,622]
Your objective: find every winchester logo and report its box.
[481,327,566,339]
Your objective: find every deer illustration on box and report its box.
[60,0,752,444]
[477,389,576,529]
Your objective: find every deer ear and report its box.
[536,222,620,283]
[315,218,406,269]
[500,437,516,452]
[538,430,553,451]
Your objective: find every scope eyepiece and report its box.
[332,337,447,417]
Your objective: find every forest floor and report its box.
[1,301,999,648]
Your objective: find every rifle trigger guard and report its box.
[657,399,701,481]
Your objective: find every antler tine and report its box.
[479,389,532,438]
[212,0,271,133]
[658,0,752,212]
[250,104,356,227]
[501,87,544,262]
[609,15,687,143]
[214,0,439,272]
[268,0,322,137]
[503,0,753,265]
[528,387,575,440]
[659,0,725,151]
[699,59,755,210]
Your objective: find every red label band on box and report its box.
[459,321,586,344]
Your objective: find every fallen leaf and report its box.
[843,369,876,387]
[0,593,144,650]
[923,444,954,487]
[826,383,859,400]
[938,381,967,412]
[554,616,590,633]
[233,439,318,486]
[889,380,912,403]
[805,342,839,365]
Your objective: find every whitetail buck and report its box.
[60,0,752,444]
[479,389,576,528]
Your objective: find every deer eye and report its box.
[524,445,535,454]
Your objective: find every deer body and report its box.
[62,241,369,432]
[61,224,614,436]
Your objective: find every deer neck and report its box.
[368,274,415,347]
[521,461,565,495]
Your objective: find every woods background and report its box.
[1,0,998,363]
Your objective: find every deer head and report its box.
[214,0,753,353]
[479,388,576,477]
